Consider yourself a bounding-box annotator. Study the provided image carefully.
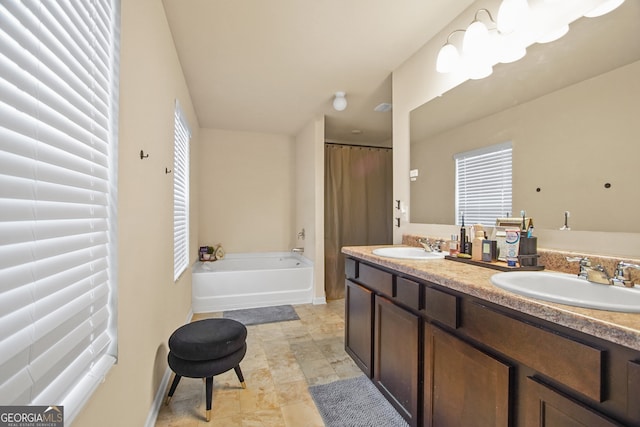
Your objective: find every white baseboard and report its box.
[145,310,193,427]
[144,367,172,427]
[312,296,327,305]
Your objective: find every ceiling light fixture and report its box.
[333,92,347,111]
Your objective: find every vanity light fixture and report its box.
[463,9,496,79]
[584,0,625,17]
[536,24,569,44]
[496,34,527,64]
[436,10,500,78]
[497,0,529,34]
[436,29,465,73]
[333,91,347,111]
[435,0,623,79]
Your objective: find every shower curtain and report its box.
[324,143,393,300]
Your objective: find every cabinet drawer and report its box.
[359,263,393,297]
[423,286,459,329]
[345,258,358,279]
[463,303,604,402]
[395,277,421,311]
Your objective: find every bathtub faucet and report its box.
[292,247,304,254]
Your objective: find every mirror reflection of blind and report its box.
[455,142,512,226]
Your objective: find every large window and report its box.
[173,101,190,280]
[455,142,512,226]
[0,1,119,423]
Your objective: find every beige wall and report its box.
[74,0,200,425]
[295,115,326,302]
[392,0,640,258]
[198,128,295,253]
[411,60,640,233]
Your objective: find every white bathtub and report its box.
[192,252,314,313]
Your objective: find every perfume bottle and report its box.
[449,235,459,256]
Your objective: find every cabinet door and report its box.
[345,279,373,376]
[424,324,511,427]
[525,377,624,427]
[374,295,420,427]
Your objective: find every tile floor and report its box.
[155,299,362,426]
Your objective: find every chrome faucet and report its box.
[567,257,639,288]
[567,257,591,280]
[418,238,444,253]
[611,261,640,288]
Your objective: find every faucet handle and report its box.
[567,256,590,279]
[613,261,640,288]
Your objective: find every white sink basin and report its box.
[372,247,445,260]
[490,271,640,313]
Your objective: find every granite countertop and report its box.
[342,245,640,352]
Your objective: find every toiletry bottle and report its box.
[505,228,521,267]
[472,230,484,261]
[460,214,467,254]
[449,235,459,256]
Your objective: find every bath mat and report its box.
[309,375,409,427]
[223,304,300,326]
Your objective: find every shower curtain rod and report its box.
[325,142,392,150]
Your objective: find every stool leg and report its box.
[165,374,182,405]
[205,376,213,422]
[234,366,247,389]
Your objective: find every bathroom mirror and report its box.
[410,1,640,232]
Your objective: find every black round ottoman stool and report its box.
[165,318,247,421]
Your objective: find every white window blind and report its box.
[455,142,512,226]
[0,0,119,423]
[173,101,190,280]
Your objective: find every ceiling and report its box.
[161,0,475,145]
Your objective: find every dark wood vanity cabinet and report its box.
[374,295,420,427]
[344,256,640,427]
[344,279,373,376]
[424,324,511,427]
[524,377,623,427]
